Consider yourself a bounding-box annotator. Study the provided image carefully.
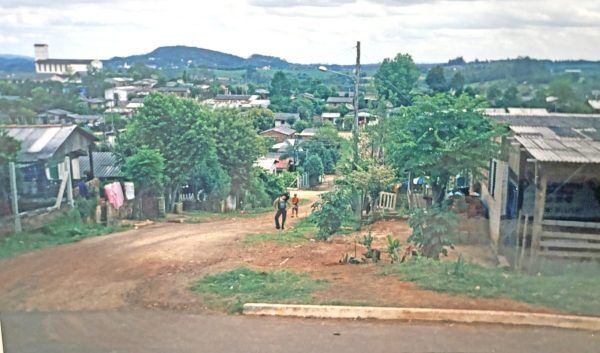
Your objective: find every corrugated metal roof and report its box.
[3,125,97,163]
[261,126,296,135]
[512,125,600,163]
[79,152,122,178]
[327,96,353,104]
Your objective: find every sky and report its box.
[1,0,599,64]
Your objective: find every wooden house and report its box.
[482,109,600,262]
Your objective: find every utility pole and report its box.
[353,41,362,221]
[9,162,22,233]
[352,41,361,166]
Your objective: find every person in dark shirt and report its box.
[273,193,291,230]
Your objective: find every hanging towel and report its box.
[124,182,135,200]
[104,182,125,209]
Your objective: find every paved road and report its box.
[2,310,598,353]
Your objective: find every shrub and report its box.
[407,205,459,259]
[310,187,353,240]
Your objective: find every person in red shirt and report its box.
[291,193,299,218]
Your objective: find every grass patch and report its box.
[183,207,272,224]
[382,257,600,316]
[191,267,326,313]
[243,217,315,245]
[0,211,127,260]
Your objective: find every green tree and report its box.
[385,93,504,204]
[500,85,520,107]
[486,84,502,107]
[425,66,448,93]
[116,93,216,210]
[122,147,165,218]
[270,71,291,98]
[449,72,465,94]
[374,53,420,107]
[303,154,324,187]
[242,107,275,131]
[211,109,267,201]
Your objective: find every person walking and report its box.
[291,193,299,218]
[273,193,291,230]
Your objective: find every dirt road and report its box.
[0,184,555,314]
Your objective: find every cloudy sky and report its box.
[1,0,599,64]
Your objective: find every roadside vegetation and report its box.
[382,257,600,316]
[191,267,325,313]
[243,217,315,245]
[0,210,126,260]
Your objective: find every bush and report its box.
[304,155,324,187]
[75,196,98,220]
[310,187,353,240]
[407,205,459,259]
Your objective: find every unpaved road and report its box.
[2,310,598,353]
[0,185,598,352]
[0,190,323,312]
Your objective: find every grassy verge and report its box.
[0,211,127,260]
[382,257,600,316]
[191,267,326,313]
[182,207,272,224]
[243,217,315,245]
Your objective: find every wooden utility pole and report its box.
[9,161,21,233]
[352,41,361,165]
[530,162,547,267]
[353,41,362,221]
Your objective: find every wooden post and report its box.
[515,211,522,267]
[519,215,528,270]
[65,156,74,208]
[530,164,547,265]
[9,162,22,233]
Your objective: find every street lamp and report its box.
[318,48,360,167]
[319,41,362,221]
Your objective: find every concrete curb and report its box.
[0,320,4,353]
[243,303,600,331]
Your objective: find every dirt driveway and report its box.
[0,185,553,314]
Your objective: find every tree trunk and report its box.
[431,176,449,206]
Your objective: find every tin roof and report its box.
[510,124,600,163]
[79,152,122,178]
[2,125,97,163]
[260,126,296,136]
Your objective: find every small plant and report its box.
[451,255,467,278]
[359,232,380,263]
[408,204,458,260]
[386,235,401,263]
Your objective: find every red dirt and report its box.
[0,187,556,315]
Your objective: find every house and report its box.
[156,86,191,98]
[79,96,106,110]
[3,125,98,195]
[37,109,102,126]
[320,112,340,124]
[104,86,139,106]
[33,44,102,75]
[326,96,353,109]
[481,108,600,261]
[274,113,299,127]
[125,97,145,110]
[104,77,134,87]
[202,94,270,109]
[298,128,317,140]
[79,152,122,180]
[589,100,600,111]
[260,126,296,143]
[255,157,278,174]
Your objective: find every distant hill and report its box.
[105,45,293,70]
[0,55,34,73]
